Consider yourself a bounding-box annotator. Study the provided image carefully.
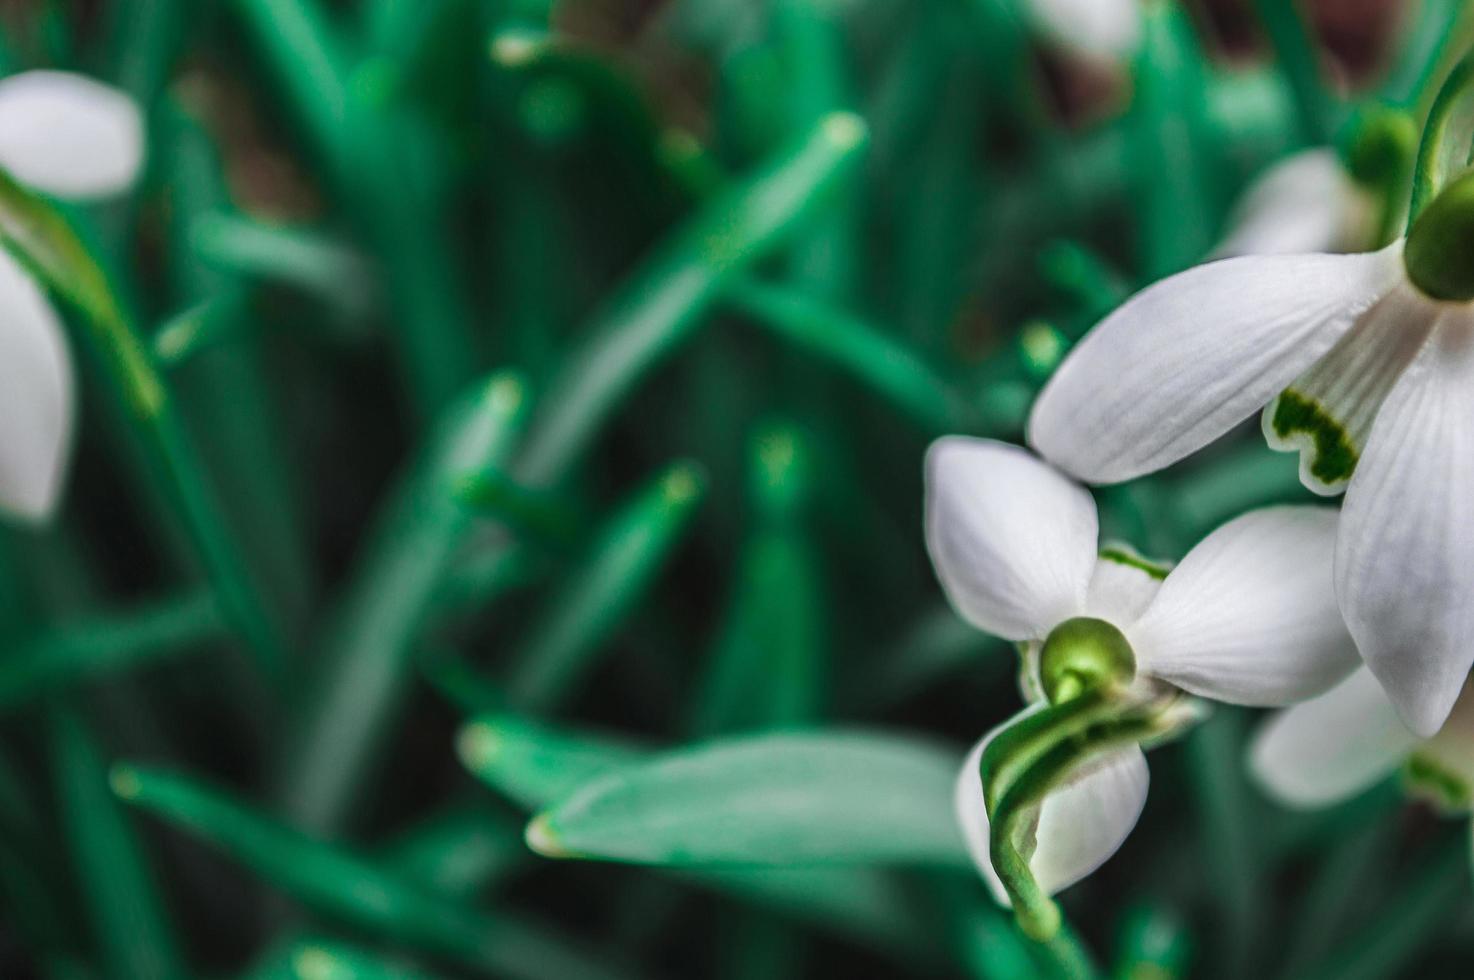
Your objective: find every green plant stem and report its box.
[1409,51,1474,226]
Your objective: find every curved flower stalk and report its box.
[1025,0,1142,64]
[926,438,1357,936]
[1252,667,1474,817]
[0,70,143,522]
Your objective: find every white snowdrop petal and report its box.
[1028,246,1405,485]
[1214,148,1375,259]
[925,438,1097,642]
[0,70,144,199]
[956,721,1149,905]
[1337,316,1474,738]
[1250,668,1417,808]
[1129,507,1357,706]
[1262,280,1440,496]
[1083,549,1166,628]
[0,250,73,521]
[1027,0,1142,61]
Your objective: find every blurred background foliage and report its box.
[0,0,1471,977]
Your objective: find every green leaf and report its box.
[725,282,967,434]
[112,764,634,980]
[691,423,825,734]
[0,168,287,680]
[51,708,188,980]
[287,937,448,980]
[458,714,647,812]
[277,371,530,836]
[0,592,222,711]
[503,461,706,710]
[513,110,868,484]
[528,730,968,867]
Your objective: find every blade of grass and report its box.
[691,423,825,733]
[113,764,636,980]
[1252,0,1334,142]
[1132,2,1216,279]
[0,591,222,711]
[502,462,705,711]
[512,111,869,485]
[51,706,188,980]
[724,281,970,433]
[277,372,529,836]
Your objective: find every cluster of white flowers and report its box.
[0,71,142,523]
[927,50,1474,926]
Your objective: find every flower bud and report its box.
[1038,617,1136,704]
[1405,169,1474,302]
[1340,106,1417,191]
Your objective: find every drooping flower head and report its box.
[0,70,143,522]
[925,438,1357,917]
[1028,164,1474,738]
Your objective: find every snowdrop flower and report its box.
[1212,149,1378,259]
[1026,0,1142,63]
[1252,667,1474,815]
[0,70,143,521]
[1029,165,1474,739]
[1214,112,1414,259]
[927,438,1356,923]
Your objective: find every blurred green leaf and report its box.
[277,371,530,836]
[113,764,634,980]
[528,730,968,867]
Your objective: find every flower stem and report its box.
[1408,49,1474,226]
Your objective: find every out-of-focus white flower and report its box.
[1029,166,1474,738]
[1213,149,1378,258]
[926,438,1356,906]
[1026,0,1142,63]
[1252,668,1474,813]
[0,70,144,522]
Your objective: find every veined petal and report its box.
[1337,316,1474,737]
[1262,279,1439,495]
[1083,545,1168,628]
[1214,149,1376,259]
[1029,246,1404,484]
[0,250,73,521]
[1129,507,1357,706]
[1026,0,1141,61]
[1250,668,1417,808]
[925,438,1097,641]
[0,71,144,199]
[956,720,1149,905]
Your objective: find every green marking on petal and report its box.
[1098,545,1171,581]
[1267,389,1359,488]
[1403,752,1472,813]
